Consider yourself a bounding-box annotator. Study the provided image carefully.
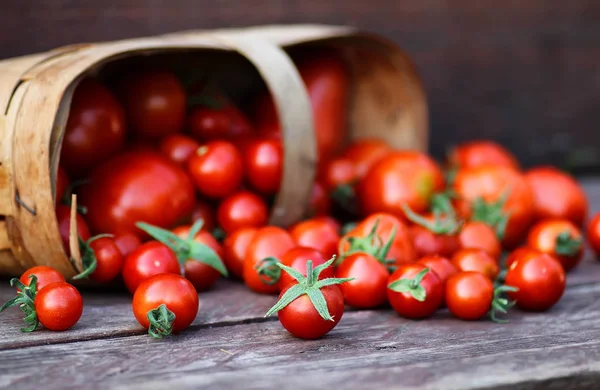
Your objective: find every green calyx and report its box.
[72,234,114,280]
[387,267,430,302]
[338,218,396,267]
[402,203,461,235]
[255,257,282,285]
[489,285,519,323]
[555,231,582,256]
[264,257,354,321]
[470,189,511,240]
[0,276,40,332]
[147,304,176,339]
[136,220,228,277]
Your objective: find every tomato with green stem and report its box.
[114,234,142,258]
[416,255,458,287]
[588,213,600,258]
[243,138,283,195]
[159,134,200,167]
[18,266,65,292]
[458,221,501,260]
[387,264,443,319]
[447,140,519,171]
[451,248,500,280]
[335,252,389,309]
[223,228,258,279]
[188,140,243,199]
[133,273,198,338]
[264,258,352,339]
[526,219,583,272]
[56,205,91,256]
[217,191,268,235]
[342,138,392,180]
[403,204,461,258]
[265,247,333,290]
[73,235,124,284]
[290,217,340,259]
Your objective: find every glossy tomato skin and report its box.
[525,166,588,226]
[505,251,565,311]
[19,266,65,291]
[89,237,124,283]
[416,255,458,286]
[335,253,388,308]
[35,282,83,331]
[122,241,181,294]
[409,223,460,258]
[342,138,392,180]
[505,247,540,268]
[132,274,198,333]
[114,234,142,258]
[56,205,91,256]
[61,78,126,178]
[120,70,186,138]
[190,200,216,231]
[458,221,501,260]
[55,167,70,203]
[319,157,356,192]
[243,139,283,195]
[387,264,443,319]
[358,151,445,219]
[159,134,200,167]
[81,151,195,238]
[217,191,268,234]
[448,140,519,170]
[189,104,254,141]
[243,227,296,294]
[290,218,339,259]
[278,284,345,339]
[223,228,258,279]
[188,141,243,199]
[453,165,534,248]
[278,247,332,290]
[445,272,494,320]
[451,248,500,280]
[588,213,600,257]
[308,181,331,217]
[526,219,583,272]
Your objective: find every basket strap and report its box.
[209,33,317,227]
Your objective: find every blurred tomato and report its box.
[188,141,243,199]
[189,104,254,141]
[217,191,268,234]
[343,138,393,180]
[448,140,519,170]
[243,139,283,195]
[159,134,200,167]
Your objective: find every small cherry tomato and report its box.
[35,282,83,331]
[505,247,541,268]
[190,200,217,232]
[527,218,583,272]
[87,237,124,283]
[342,138,393,180]
[56,205,91,256]
[217,191,268,234]
[19,266,65,292]
[290,218,340,259]
[132,273,199,338]
[308,181,331,217]
[505,251,565,311]
[243,139,283,195]
[458,221,501,260]
[445,271,494,320]
[335,252,389,308]
[319,157,357,192]
[451,248,499,280]
[416,255,458,286]
[55,167,70,204]
[159,134,201,167]
[387,264,443,319]
[277,247,332,290]
[114,234,142,258]
[448,140,519,170]
[588,213,600,258]
[223,228,258,279]
[409,223,460,259]
[122,241,181,293]
[188,141,243,199]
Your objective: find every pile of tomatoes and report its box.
[2,52,600,340]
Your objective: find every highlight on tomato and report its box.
[73,235,124,284]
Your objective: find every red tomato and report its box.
[243,139,283,195]
[319,157,357,192]
[159,134,200,167]
[80,151,195,238]
[525,166,587,226]
[278,247,332,290]
[358,151,445,219]
[217,191,268,234]
[416,255,458,286]
[387,264,443,319]
[290,218,339,259]
[56,167,70,203]
[223,228,258,279]
[243,226,296,294]
[335,253,389,308]
[277,284,345,339]
[451,248,499,280]
[409,223,460,258]
[132,274,198,337]
[445,271,494,320]
[88,237,124,283]
[458,221,501,259]
[35,282,83,331]
[343,138,393,180]
[454,165,534,248]
[188,141,243,199]
[190,200,216,232]
[505,251,565,311]
[114,234,142,258]
[506,247,541,268]
[56,205,91,256]
[588,213,600,257]
[119,69,186,138]
[448,140,519,170]
[122,241,181,293]
[60,78,126,178]
[189,104,254,141]
[19,266,65,292]
[526,219,583,272]
[308,181,331,217]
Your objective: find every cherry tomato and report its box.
[81,151,195,238]
[119,69,186,138]
[525,166,588,226]
[458,221,501,259]
[223,228,258,279]
[190,200,216,232]
[454,165,534,248]
[159,134,200,167]
[243,139,283,195]
[56,205,91,256]
[335,253,388,308]
[506,247,541,268]
[55,167,70,203]
[505,251,565,311]
[290,218,340,259]
[60,78,126,178]
[416,255,458,286]
[189,104,254,141]
[122,241,181,293]
[19,266,65,292]
[217,191,268,235]
[308,181,331,217]
[409,223,459,258]
[343,138,393,180]
[188,141,243,199]
[526,218,583,272]
[358,151,445,219]
[387,264,443,319]
[451,248,499,280]
[445,271,494,320]
[35,282,83,331]
[319,157,357,192]
[87,237,124,283]
[588,213,600,258]
[114,234,142,258]
[243,226,296,294]
[448,140,519,170]
[133,274,198,336]
[278,247,332,290]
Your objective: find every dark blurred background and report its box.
[2,0,599,172]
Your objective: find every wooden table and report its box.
[1,179,600,390]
